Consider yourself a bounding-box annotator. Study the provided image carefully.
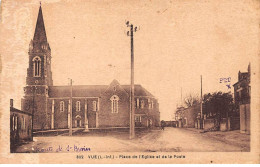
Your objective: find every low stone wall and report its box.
[204,119,215,130]
[230,117,240,130]
[220,118,230,131]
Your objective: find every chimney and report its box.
[10,99,13,108]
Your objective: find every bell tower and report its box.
[22,4,53,130]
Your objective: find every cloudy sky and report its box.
[1,0,258,120]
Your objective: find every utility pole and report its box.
[126,21,139,139]
[181,87,182,106]
[200,75,203,129]
[69,78,73,136]
[32,86,36,139]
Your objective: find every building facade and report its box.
[233,64,251,109]
[21,5,160,131]
[183,104,200,128]
[233,63,251,134]
[10,99,32,152]
[175,105,200,128]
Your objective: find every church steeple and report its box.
[33,5,47,44]
[26,4,53,87]
[29,4,50,53]
[22,3,52,130]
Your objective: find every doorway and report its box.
[75,115,82,128]
[76,120,80,128]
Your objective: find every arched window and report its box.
[93,101,97,111]
[148,99,151,109]
[12,115,15,131]
[60,101,64,112]
[136,98,140,109]
[15,116,18,130]
[33,56,41,77]
[110,95,119,113]
[76,101,81,111]
[141,100,145,109]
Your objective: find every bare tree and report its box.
[184,94,200,107]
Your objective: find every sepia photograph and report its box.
[0,0,259,164]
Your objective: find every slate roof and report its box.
[48,85,106,98]
[10,107,32,116]
[121,85,154,97]
[48,83,155,98]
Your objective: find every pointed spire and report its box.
[33,4,47,44]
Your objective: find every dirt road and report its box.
[15,127,249,153]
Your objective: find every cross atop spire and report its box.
[33,4,47,44]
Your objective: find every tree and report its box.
[203,91,234,129]
[184,94,200,108]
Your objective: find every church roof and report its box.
[49,85,106,98]
[48,83,155,98]
[121,85,155,97]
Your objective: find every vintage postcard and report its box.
[0,0,259,164]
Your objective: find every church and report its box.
[21,5,160,131]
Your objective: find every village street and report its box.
[15,127,249,153]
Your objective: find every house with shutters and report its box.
[21,5,160,131]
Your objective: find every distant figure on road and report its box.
[161,120,165,130]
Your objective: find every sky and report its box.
[0,0,259,121]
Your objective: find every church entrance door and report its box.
[76,120,80,128]
[75,115,81,128]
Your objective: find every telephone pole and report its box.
[181,87,183,106]
[32,86,36,139]
[126,21,139,139]
[69,78,73,136]
[200,75,203,129]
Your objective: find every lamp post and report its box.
[126,21,139,139]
